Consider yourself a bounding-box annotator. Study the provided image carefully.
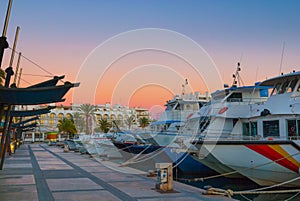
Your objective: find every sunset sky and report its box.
[0,0,299,116]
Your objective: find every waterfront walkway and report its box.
[0,144,235,201]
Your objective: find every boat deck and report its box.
[0,144,236,201]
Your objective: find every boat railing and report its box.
[199,133,300,141]
[287,136,300,140]
[225,97,267,104]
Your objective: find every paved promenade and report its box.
[0,144,235,201]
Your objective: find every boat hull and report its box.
[201,140,300,187]
[192,142,244,178]
[94,140,123,159]
[159,147,217,175]
[112,141,216,175]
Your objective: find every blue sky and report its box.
[0,0,299,106]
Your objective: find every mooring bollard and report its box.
[64,144,69,152]
[155,163,173,192]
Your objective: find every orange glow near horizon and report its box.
[92,49,210,109]
[129,84,174,108]
[129,85,173,118]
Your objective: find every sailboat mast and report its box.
[13,52,21,84]
[0,0,13,68]
[17,68,22,87]
[2,0,13,37]
[9,26,20,67]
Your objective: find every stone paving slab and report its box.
[52,190,121,201]
[0,175,35,185]
[0,144,236,201]
[5,156,31,161]
[93,172,145,182]
[42,170,84,179]
[79,165,116,173]
[109,180,167,197]
[47,178,104,191]
[39,164,73,170]
[69,160,100,166]
[3,163,32,168]
[38,160,67,165]
[0,168,33,176]
[0,184,38,201]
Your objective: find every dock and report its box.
[0,144,236,201]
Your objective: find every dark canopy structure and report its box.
[10,106,55,117]
[11,116,39,128]
[26,75,65,88]
[15,122,37,130]
[0,82,79,105]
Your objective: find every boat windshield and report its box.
[270,78,300,96]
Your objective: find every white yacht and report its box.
[113,87,216,175]
[189,68,300,187]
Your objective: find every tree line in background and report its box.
[56,103,150,138]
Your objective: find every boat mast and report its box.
[17,68,22,87]
[13,52,21,84]
[0,0,13,68]
[232,62,244,87]
[4,26,19,87]
[181,78,188,96]
[278,42,285,75]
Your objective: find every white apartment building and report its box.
[37,103,150,133]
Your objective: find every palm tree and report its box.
[0,69,5,86]
[112,119,121,131]
[57,117,77,139]
[125,115,135,130]
[98,118,111,133]
[72,112,84,133]
[79,104,95,134]
[139,117,150,129]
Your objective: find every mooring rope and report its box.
[285,192,300,201]
[203,176,300,199]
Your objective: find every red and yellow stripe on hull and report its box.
[246,144,300,173]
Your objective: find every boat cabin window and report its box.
[287,120,300,140]
[233,118,239,127]
[199,117,210,132]
[286,79,298,93]
[272,79,299,95]
[296,82,300,92]
[198,102,205,108]
[166,102,175,110]
[175,103,182,110]
[271,83,281,95]
[243,122,257,137]
[227,92,242,102]
[263,120,279,137]
[279,81,289,94]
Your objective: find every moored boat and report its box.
[190,68,300,187]
[112,89,216,175]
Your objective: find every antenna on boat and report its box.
[181,78,188,96]
[232,62,244,87]
[278,42,285,75]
